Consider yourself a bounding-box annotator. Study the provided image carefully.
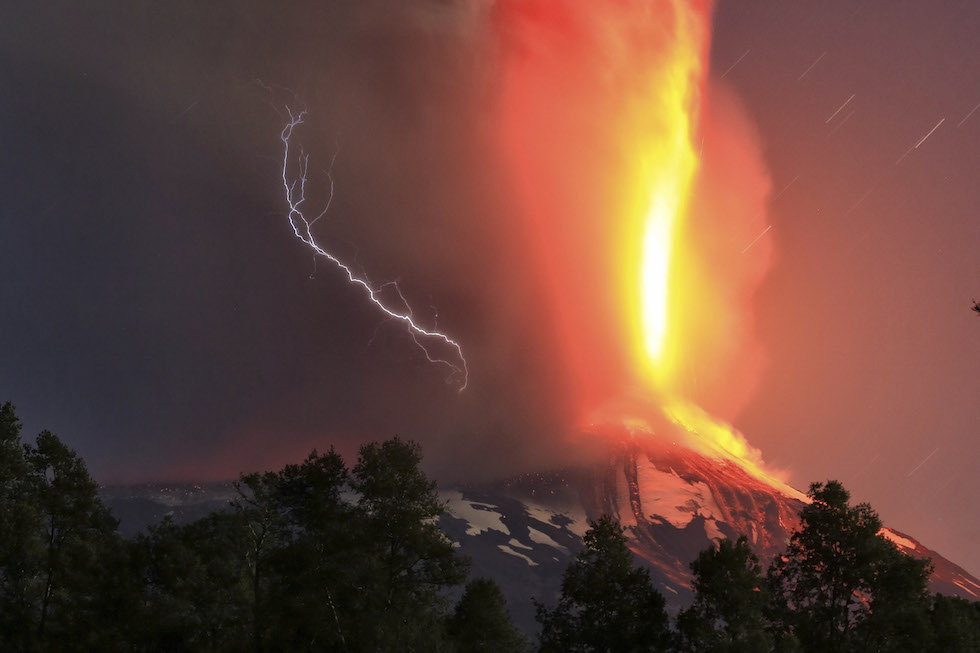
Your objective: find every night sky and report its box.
[2,2,978,576]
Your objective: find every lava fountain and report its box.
[496,0,790,490]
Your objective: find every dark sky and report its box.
[2,2,978,575]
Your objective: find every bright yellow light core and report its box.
[638,71,698,381]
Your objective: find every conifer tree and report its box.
[448,577,529,653]
[537,515,671,653]
[677,535,772,652]
[768,481,932,653]
[350,436,468,651]
[0,402,41,649]
[0,404,123,649]
[927,594,980,652]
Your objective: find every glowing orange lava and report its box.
[628,2,704,388]
[497,0,787,490]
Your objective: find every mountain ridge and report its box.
[98,439,980,636]
[437,436,980,632]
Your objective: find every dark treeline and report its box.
[539,490,980,653]
[0,402,526,652]
[1,401,978,652]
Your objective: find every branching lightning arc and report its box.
[279,106,469,391]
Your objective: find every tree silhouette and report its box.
[261,448,353,651]
[677,535,772,652]
[232,470,289,651]
[0,404,125,649]
[350,436,468,651]
[8,399,980,651]
[139,437,467,652]
[140,512,253,650]
[537,514,671,653]
[448,577,530,653]
[927,594,980,652]
[0,402,39,649]
[768,481,932,653]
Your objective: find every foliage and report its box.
[347,437,468,651]
[0,403,481,651]
[257,449,354,651]
[536,514,671,653]
[137,438,469,652]
[767,480,933,653]
[927,594,980,652]
[0,403,127,650]
[3,402,980,653]
[447,577,530,653]
[0,402,39,649]
[677,535,772,652]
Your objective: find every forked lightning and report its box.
[279,107,468,391]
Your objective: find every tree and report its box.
[677,536,772,652]
[855,541,933,652]
[349,436,468,652]
[973,299,980,317]
[447,578,529,653]
[139,512,253,650]
[536,515,671,653]
[261,448,354,651]
[0,410,473,650]
[233,470,289,652]
[767,481,932,653]
[927,594,980,653]
[0,402,43,649]
[27,431,121,642]
[0,406,126,650]
[140,449,355,652]
[138,438,466,652]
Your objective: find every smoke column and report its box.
[261,1,779,482]
[490,0,777,476]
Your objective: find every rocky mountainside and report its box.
[99,438,980,636]
[438,436,980,633]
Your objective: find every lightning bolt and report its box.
[279,106,468,391]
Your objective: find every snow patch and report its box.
[442,490,510,537]
[508,538,532,551]
[662,584,678,595]
[524,502,589,537]
[498,544,539,566]
[528,527,570,554]
[634,456,724,528]
[879,529,916,551]
[704,518,725,543]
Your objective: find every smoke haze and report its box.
[0,1,774,481]
[4,0,979,576]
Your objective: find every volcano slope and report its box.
[438,436,980,634]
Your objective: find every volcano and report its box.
[98,432,980,637]
[438,433,980,634]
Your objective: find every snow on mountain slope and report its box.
[880,527,980,600]
[97,443,979,636]
[439,438,980,633]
